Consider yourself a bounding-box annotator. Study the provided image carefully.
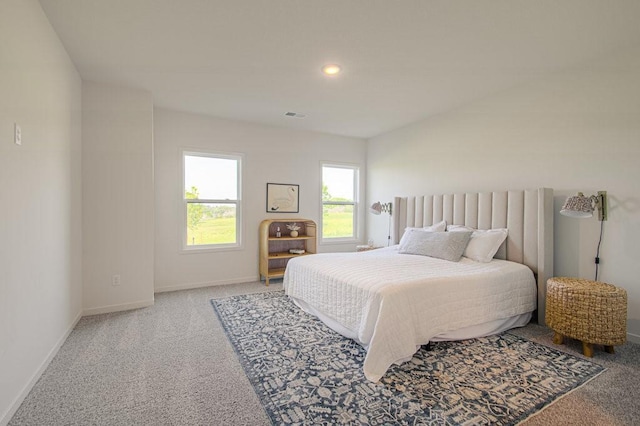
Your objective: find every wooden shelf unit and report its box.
[259,219,316,285]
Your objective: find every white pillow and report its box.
[398,220,447,247]
[398,229,472,262]
[448,225,508,263]
[424,220,447,232]
[447,224,474,232]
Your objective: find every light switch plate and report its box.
[14,123,22,145]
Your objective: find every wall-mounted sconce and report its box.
[370,201,392,215]
[560,191,607,221]
[560,190,608,281]
[370,201,393,246]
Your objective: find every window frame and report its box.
[181,149,243,252]
[320,162,360,244]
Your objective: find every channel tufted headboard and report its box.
[393,188,554,325]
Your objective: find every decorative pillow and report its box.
[398,228,419,247]
[398,220,447,247]
[398,229,472,262]
[448,225,508,263]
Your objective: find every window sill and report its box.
[319,238,360,246]
[180,244,243,254]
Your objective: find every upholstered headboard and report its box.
[393,188,554,325]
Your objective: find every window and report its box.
[322,163,359,240]
[182,151,242,250]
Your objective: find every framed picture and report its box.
[266,183,299,213]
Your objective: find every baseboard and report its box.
[0,310,82,426]
[82,298,155,316]
[627,332,640,344]
[154,275,259,293]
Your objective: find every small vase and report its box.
[290,230,299,237]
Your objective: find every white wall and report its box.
[367,45,640,342]
[154,109,366,292]
[82,82,155,314]
[0,0,82,423]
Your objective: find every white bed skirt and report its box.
[290,295,531,348]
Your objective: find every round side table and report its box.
[546,277,627,357]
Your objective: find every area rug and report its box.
[211,291,605,425]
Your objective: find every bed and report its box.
[283,188,554,382]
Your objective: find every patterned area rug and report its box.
[211,291,604,425]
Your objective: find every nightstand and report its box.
[546,277,627,357]
[356,245,381,252]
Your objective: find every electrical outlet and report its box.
[112,274,121,286]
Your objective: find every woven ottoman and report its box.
[546,277,627,357]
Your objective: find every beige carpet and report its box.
[9,281,640,425]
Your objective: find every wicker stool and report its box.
[546,277,627,357]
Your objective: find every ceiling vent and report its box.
[284,112,306,118]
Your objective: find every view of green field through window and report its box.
[184,154,239,246]
[322,165,357,239]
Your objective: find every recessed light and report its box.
[321,64,342,76]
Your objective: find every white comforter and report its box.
[283,246,536,382]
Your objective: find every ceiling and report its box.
[39,0,640,139]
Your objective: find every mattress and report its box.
[283,246,537,382]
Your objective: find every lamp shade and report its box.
[560,192,594,218]
[370,201,392,215]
